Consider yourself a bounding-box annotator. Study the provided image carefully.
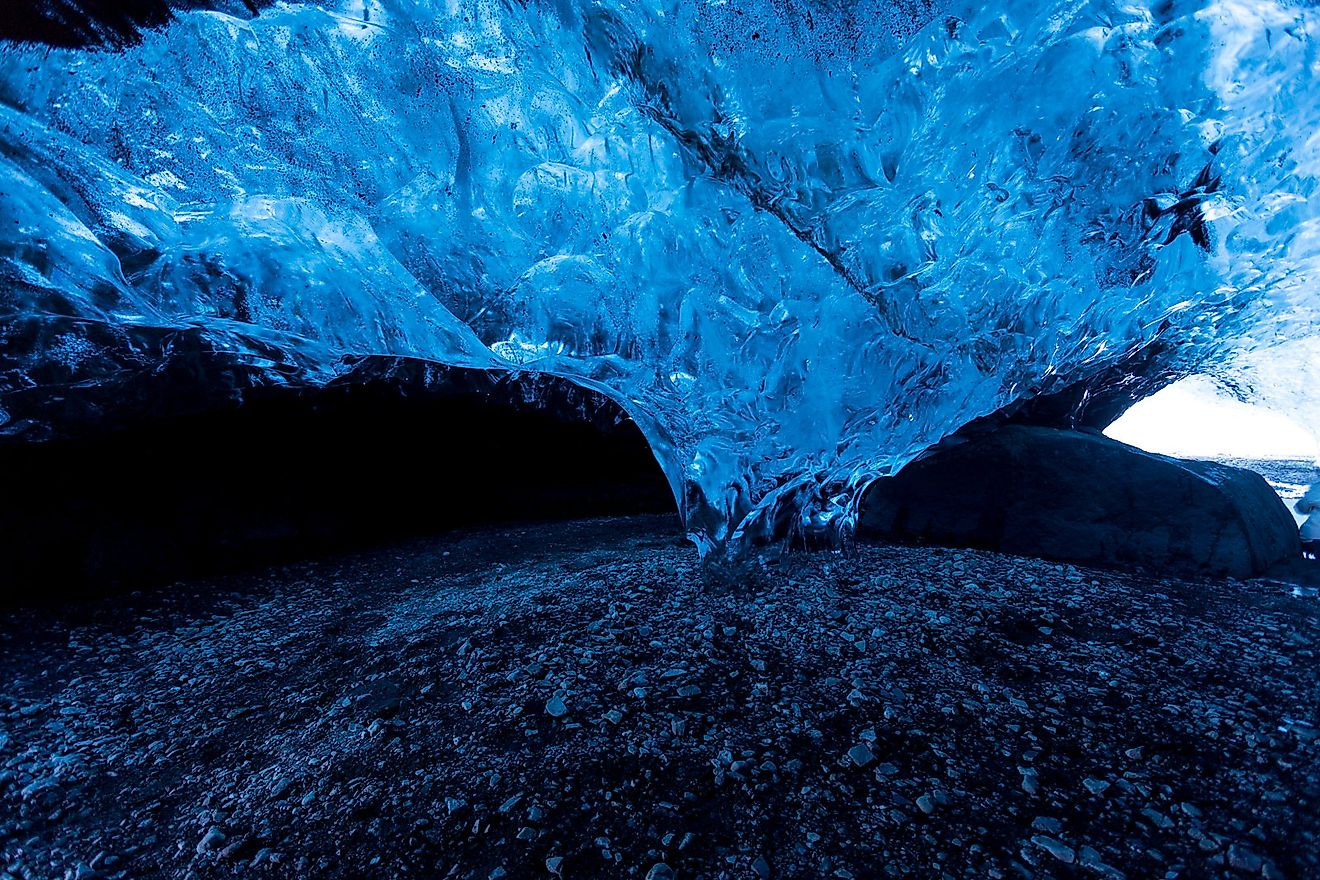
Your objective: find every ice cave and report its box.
[0,1,1317,878]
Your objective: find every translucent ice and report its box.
[1,0,1317,553]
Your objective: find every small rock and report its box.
[1032,835,1076,864]
[1083,778,1110,795]
[1228,845,1264,873]
[847,744,875,767]
[196,827,226,854]
[545,697,568,717]
[645,863,676,880]
[1141,808,1174,829]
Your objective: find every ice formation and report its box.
[1,0,1318,553]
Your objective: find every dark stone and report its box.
[858,425,1300,578]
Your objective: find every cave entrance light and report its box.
[1105,376,1319,463]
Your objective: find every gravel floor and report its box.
[1,514,1317,879]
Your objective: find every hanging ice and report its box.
[1,0,1318,554]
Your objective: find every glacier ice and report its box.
[1,0,1318,554]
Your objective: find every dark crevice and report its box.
[592,21,925,344]
[963,338,1182,435]
[0,352,677,603]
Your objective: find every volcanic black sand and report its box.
[1,514,1317,879]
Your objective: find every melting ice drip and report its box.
[0,0,1317,554]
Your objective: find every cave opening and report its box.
[0,361,678,603]
[1105,375,1320,525]
[1106,375,1318,463]
[1,1,1318,875]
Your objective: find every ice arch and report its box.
[1,0,1319,556]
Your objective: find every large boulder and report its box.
[858,425,1300,578]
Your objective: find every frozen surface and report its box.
[1,0,1318,552]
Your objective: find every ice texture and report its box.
[1,0,1318,553]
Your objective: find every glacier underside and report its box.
[1,0,1318,555]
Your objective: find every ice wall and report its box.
[1,0,1317,553]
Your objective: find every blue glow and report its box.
[2,0,1318,552]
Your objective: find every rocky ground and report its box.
[1,513,1317,880]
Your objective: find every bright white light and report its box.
[1106,376,1319,461]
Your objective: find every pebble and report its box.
[196,827,226,854]
[1228,844,1264,872]
[1031,816,1061,833]
[4,516,1315,880]
[1032,835,1076,864]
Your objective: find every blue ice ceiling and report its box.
[1,0,1318,552]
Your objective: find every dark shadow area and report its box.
[0,355,677,604]
[1,0,272,49]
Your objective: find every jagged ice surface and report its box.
[1,0,1318,552]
